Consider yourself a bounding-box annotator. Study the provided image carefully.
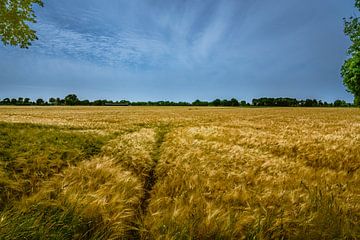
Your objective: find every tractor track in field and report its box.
[141,124,170,213]
[128,124,170,239]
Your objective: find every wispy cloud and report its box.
[31,0,239,70]
[32,23,172,69]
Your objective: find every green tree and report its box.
[56,97,63,105]
[2,98,10,105]
[0,0,43,48]
[24,98,30,105]
[212,99,221,106]
[36,98,44,105]
[64,94,80,106]
[192,99,208,106]
[80,99,90,106]
[49,97,56,105]
[17,97,24,105]
[334,99,348,107]
[221,99,231,106]
[230,98,239,107]
[341,0,360,106]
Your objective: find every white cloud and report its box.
[32,22,173,69]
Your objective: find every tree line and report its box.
[252,98,352,107]
[0,94,354,107]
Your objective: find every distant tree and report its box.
[275,98,298,107]
[64,94,80,106]
[341,0,360,106]
[230,98,239,107]
[192,99,201,106]
[212,99,221,106]
[131,101,147,106]
[334,100,341,107]
[252,97,309,107]
[49,97,56,105]
[10,98,17,105]
[93,99,107,106]
[24,98,31,105]
[240,100,247,107]
[36,98,44,105]
[118,100,130,105]
[17,97,24,105]
[192,99,208,106]
[258,98,273,106]
[2,98,10,105]
[0,0,44,48]
[180,101,191,106]
[221,99,231,106]
[56,97,64,105]
[80,99,90,106]
[334,99,348,107]
[304,99,318,107]
[252,98,273,106]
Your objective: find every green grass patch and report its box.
[0,200,108,240]
[0,122,108,210]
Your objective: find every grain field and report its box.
[0,106,359,239]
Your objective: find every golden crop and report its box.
[0,106,359,239]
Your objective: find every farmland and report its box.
[0,106,359,239]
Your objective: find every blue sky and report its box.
[0,0,356,102]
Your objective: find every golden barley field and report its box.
[0,106,359,239]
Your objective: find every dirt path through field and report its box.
[124,124,171,239]
[140,125,170,213]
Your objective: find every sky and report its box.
[0,0,357,102]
